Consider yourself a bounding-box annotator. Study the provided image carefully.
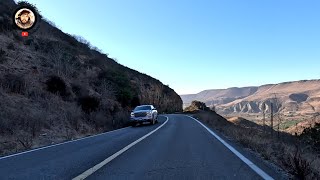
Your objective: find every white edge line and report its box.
[72,116,169,180]
[0,126,130,160]
[187,115,274,180]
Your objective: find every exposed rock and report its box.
[181,80,320,115]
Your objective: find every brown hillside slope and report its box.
[219,80,320,115]
[181,86,258,107]
[0,0,182,156]
[181,80,320,115]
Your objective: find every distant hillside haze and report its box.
[180,80,320,115]
[181,87,258,107]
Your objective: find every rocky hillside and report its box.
[183,100,210,112]
[181,80,320,115]
[0,0,182,155]
[181,86,258,107]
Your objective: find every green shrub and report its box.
[97,70,138,107]
[116,88,133,107]
[97,70,129,87]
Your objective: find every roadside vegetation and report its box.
[185,101,320,179]
[0,0,182,156]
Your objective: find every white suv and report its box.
[130,105,158,126]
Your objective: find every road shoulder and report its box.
[187,114,289,180]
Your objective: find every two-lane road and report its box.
[0,115,282,180]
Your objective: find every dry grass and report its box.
[0,85,128,156]
[0,0,182,158]
[193,111,320,179]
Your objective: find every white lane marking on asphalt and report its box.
[0,126,130,160]
[72,116,169,180]
[188,115,274,180]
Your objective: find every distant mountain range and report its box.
[180,80,320,115]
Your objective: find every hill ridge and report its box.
[180,79,320,115]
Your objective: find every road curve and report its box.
[0,114,282,180]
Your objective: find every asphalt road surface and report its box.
[0,114,283,180]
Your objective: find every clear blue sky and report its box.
[23,0,320,94]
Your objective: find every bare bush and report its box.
[27,86,48,100]
[99,80,115,98]
[73,35,91,47]
[16,133,33,150]
[0,15,13,32]
[71,83,88,97]
[28,117,42,138]
[0,48,7,63]
[0,73,26,94]
[24,39,35,47]
[78,96,100,113]
[44,42,81,78]
[300,123,320,153]
[113,110,130,128]
[0,115,13,135]
[281,148,314,179]
[0,48,6,57]
[7,43,15,50]
[89,111,112,131]
[64,127,75,141]
[72,34,101,52]
[43,18,58,28]
[63,104,83,131]
[193,111,320,179]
